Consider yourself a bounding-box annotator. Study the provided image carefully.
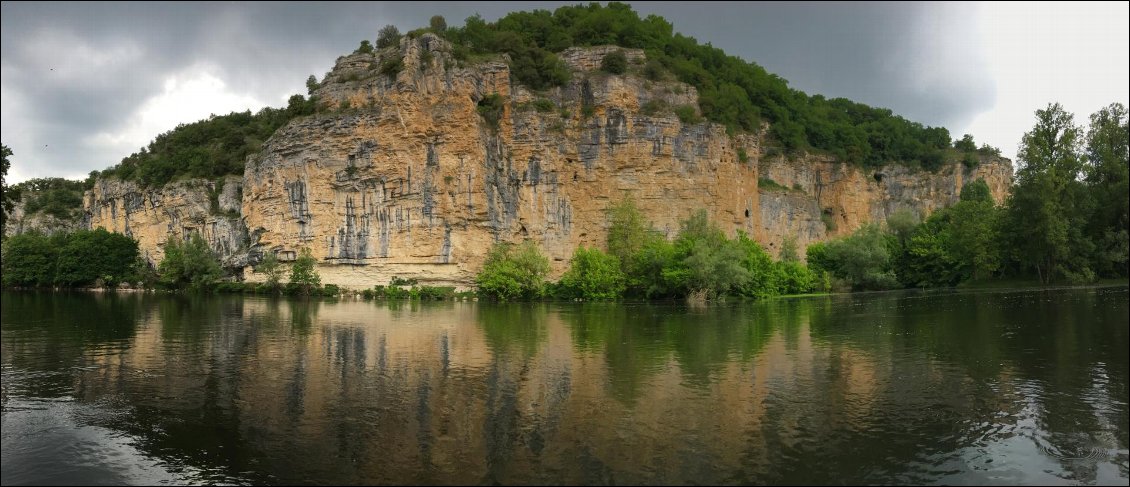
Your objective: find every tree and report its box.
[54,228,140,287]
[255,251,284,291]
[158,233,222,290]
[377,24,401,49]
[1084,102,1129,277]
[306,75,319,95]
[778,234,799,262]
[954,134,977,152]
[0,232,59,286]
[676,210,749,298]
[355,40,374,54]
[429,15,447,33]
[960,178,993,204]
[288,247,321,295]
[475,240,550,301]
[1004,102,1092,284]
[606,194,650,268]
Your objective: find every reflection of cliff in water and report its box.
[0,289,1126,484]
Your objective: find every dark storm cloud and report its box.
[1,1,995,181]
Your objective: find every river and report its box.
[1,287,1126,485]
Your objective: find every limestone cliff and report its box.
[84,176,249,269]
[84,34,1012,289]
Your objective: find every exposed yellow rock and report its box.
[83,34,1012,289]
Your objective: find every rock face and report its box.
[85,176,249,269]
[2,200,84,238]
[84,35,1012,288]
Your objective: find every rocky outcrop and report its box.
[84,34,1012,288]
[85,176,249,269]
[2,200,84,238]
[757,152,1013,256]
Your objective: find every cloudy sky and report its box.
[2,1,1127,183]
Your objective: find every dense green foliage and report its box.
[592,196,820,301]
[440,2,958,167]
[288,248,322,295]
[158,233,222,290]
[476,240,551,300]
[96,96,316,188]
[810,102,1128,288]
[11,177,87,221]
[1,229,141,287]
[600,50,628,74]
[557,246,626,299]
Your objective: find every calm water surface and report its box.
[1,287,1127,485]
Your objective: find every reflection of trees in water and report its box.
[2,289,1126,484]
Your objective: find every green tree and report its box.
[255,251,284,291]
[54,228,140,287]
[954,134,977,152]
[558,246,626,300]
[1083,102,1129,277]
[949,199,1001,280]
[819,223,899,290]
[734,231,779,298]
[886,207,919,248]
[778,234,799,262]
[675,210,749,298]
[429,15,447,33]
[606,194,650,268]
[1003,102,1093,283]
[377,24,401,49]
[306,75,319,95]
[959,178,993,204]
[158,233,222,290]
[288,247,321,295]
[1,232,59,286]
[355,40,374,54]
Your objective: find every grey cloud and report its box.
[1,1,997,181]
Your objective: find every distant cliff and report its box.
[83,34,1012,289]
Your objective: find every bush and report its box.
[355,40,374,54]
[600,50,628,74]
[417,285,456,300]
[558,247,626,300]
[158,233,222,290]
[674,105,701,124]
[477,93,506,131]
[532,98,555,113]
[475,240,550,301]
[379,56,404,77]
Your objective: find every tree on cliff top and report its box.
[377,24,401,49]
